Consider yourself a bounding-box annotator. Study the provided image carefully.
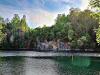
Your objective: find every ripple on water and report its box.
[0,57,100,75]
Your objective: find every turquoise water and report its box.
[0,56,100,75]
[55,56,100,75]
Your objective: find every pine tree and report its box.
[20,15,28,32]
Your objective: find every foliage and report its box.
[89,0,100,45]
[0,8,100,49]
[89,0,100,9]
[96,13,100,45]
[68,8,99,48]
[20,15,28,32]
[0,17,5,44]
[96,26,100,45]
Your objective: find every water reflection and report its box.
[71,56,91,67]
[0,57,99,75]
[0,57,59,75]
[24,58,59,75]
[54,56,100,75]
[0,57,25,75]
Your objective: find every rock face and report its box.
[36,39,70,50]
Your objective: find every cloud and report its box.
[0,0,90,28]
[0,1,70,28]
[0,4,57,28]
[26,9,57,27]
[80,0,89,10]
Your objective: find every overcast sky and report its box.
[0,0,89,28]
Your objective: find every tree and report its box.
[89,0,100,9]
[20,15,28,32]
[68,8,99,48]
[89,0,100,45]
[96,27,100,45]
[11,14,20,31]
[53,14,70,40]
[0,17,5,44]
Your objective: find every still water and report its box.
[0,56,100,75]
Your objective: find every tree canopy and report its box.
[89,0,100,9]
[89,0,100,45]
[0,8,100,49]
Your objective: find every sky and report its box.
[0,0,89,28]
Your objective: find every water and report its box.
[0,56,100,75]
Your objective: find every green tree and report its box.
[89,0,100,45]
[96,27,100,45]
[68,8,99,48]
[20,15,28,32]
[11,14,20,31]
[53,14,70,40]
[0,17,5,44]
[89,0,100,9]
